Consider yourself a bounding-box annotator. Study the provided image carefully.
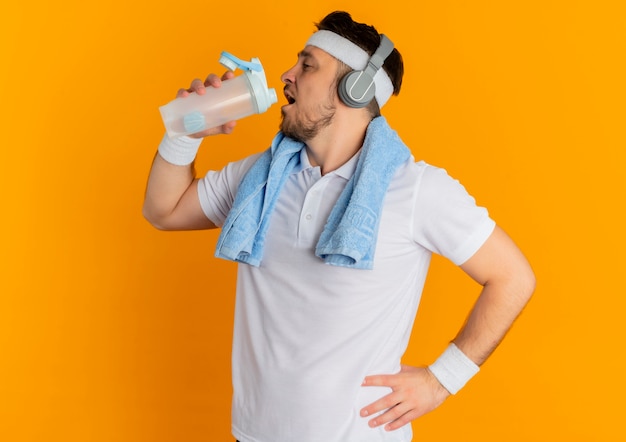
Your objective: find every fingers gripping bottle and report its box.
[159,52,278,138]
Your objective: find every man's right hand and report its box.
[177,71,238,138]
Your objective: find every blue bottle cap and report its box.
[219,51,263,72]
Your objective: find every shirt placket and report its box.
[297,171,332,245]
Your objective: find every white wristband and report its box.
[428,343,480,395]
[157,133,203,166]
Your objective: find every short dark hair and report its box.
[315,11,404,115]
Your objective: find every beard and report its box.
[279,100,337,142]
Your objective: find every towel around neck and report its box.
[214,116,412,270]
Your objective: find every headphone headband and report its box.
[364,35,394,79]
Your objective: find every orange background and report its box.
[1,1,624,440]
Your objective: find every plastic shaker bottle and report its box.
[159,52,278,138]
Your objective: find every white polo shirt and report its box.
[198,148,495,442]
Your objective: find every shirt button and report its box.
[305,214,313,221]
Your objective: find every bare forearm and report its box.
[143,152,197,227]
[453,274,534,366]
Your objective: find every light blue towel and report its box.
[215,116,411,269]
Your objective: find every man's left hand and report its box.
[360,365,450,431]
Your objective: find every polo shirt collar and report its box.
[295,147,361,180]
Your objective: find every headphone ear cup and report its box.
[338,70,376,108]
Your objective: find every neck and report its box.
[305,111,371,175]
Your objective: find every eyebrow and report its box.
[297,49,314,59]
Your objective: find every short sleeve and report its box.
[197,153,262,227]
[412,163,496,265]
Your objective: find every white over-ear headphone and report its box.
[337,34,395,108]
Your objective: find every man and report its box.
[143,11,535,442]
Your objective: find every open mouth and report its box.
[284,87,296,104]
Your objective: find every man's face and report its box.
[279,46,342,142]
